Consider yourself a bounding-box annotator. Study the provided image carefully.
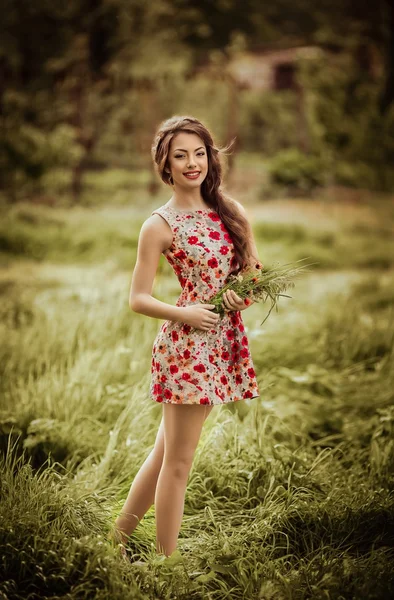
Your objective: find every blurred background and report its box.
[1,2,394,599]
[1,0,394,205]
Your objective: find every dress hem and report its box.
[150,394,260,406]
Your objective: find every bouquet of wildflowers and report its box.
[206,257,314,327]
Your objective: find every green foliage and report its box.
[297,44,394,191]
[1,0,393,200]
[0,452,143,599]
[266,148,325,194]
[239,89,300,154]
[1,91,80,200]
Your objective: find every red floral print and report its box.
[149,204,260,405]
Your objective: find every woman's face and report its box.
[166,132,208,188]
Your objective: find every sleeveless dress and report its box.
[149,203,260,406]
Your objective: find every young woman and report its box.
[113,115,262,559]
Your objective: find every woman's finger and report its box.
[230,290,243,304]
[222,291,231,310]
[222,290,240,311]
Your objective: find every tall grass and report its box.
[1,195,394,598]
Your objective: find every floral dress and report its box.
[149,203,260,405]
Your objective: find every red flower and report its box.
[240,348,249,358]
[209,231,220,240]
[207,257,219,268]
[193,363,206,373]
[174,249,187,260]
[156,396,163,403]
[170,365,179,374]
[221,351,230,361]
[182,373,191,380]
[188,236,198,245]
[215,386,224,400]
[182,324,192,334]
[171,331,179,342]
[164,389,172,399]
[241,336,248,346]
[220,375,228,385]
[226,330,235,341]
[224,233,232,243]
[160,375,167,382]
[184,349,191,359]
[200,396,210,404]
[235,374,243,384]
[209,212,220,221]
[230,312,240,326]
[219,246,229,255]
[227,365,234,373]
[153,383,163,395]
[244,390,253,398]
[247,368,255,378]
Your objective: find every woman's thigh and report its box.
[153,404,214,458]
[162,404,211,464]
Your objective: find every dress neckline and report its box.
[163,204,216,214]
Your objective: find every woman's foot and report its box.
[108,526,145,564]
[108,526,130,561]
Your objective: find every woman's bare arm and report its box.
[129,215,187,322]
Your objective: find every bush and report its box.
[266,148,325,195]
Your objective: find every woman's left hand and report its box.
[222,289,251,312]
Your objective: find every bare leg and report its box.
[155,403,212,557]
[113,417,166,543]
[114,404,213,545]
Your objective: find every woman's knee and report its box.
[163,452,195,481]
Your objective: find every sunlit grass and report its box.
[1,192,394,598]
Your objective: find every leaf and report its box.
[158,548,184,567]
[209,562,235,574]
[195,570,217,583]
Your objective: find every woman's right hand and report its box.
[181,304,220,331]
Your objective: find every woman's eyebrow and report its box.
[173,146,205,152]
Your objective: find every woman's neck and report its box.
[170,189,208,210]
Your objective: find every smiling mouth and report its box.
[183,172,201,179]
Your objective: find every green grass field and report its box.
[1,186,394,599]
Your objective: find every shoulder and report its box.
[138,212,173,244]
[141,209,172,231]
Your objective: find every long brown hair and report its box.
[151,115,255,273]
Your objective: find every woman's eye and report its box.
[175,152,205,158]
